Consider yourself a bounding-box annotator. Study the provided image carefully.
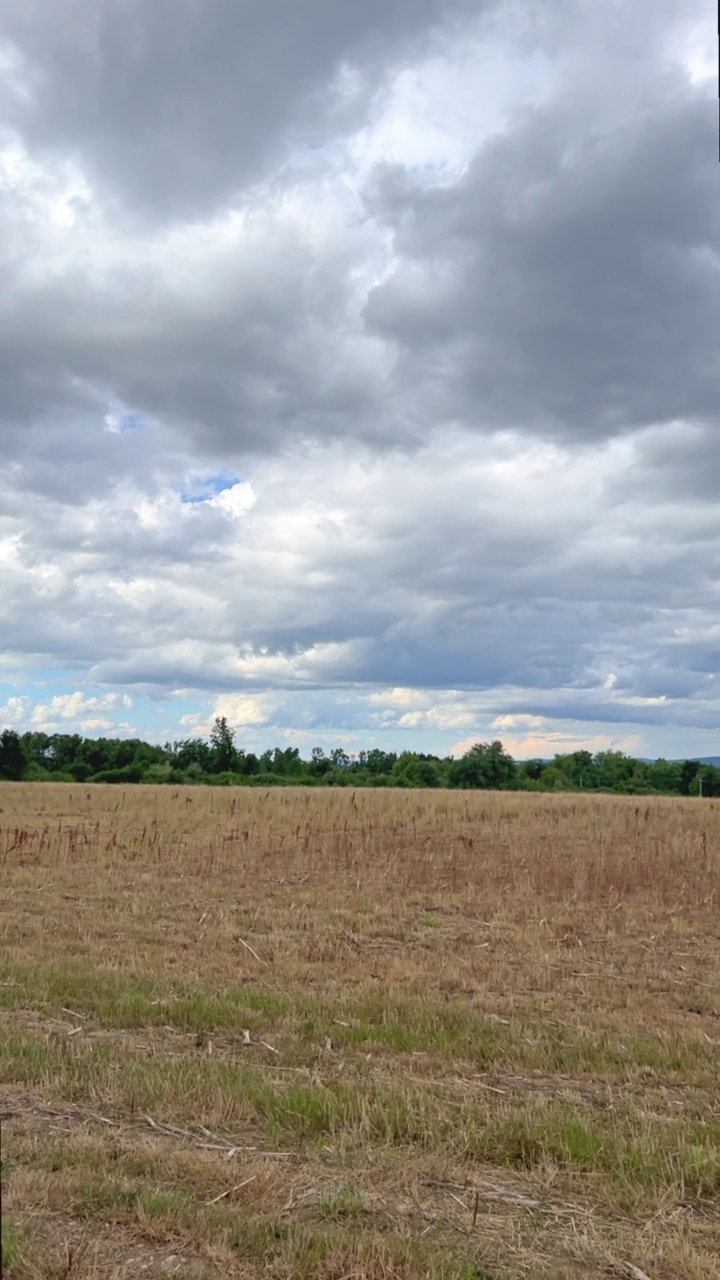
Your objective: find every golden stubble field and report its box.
[0,783,719,1279]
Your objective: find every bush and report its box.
[89,765,144,784]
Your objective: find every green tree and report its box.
[532,763,569,791]
[270,746,304,777]
[209,717,238,774]
[553,750,596,789]
[45,734,85,776]
[689,764,720,797]
[403,758,442,787]
[19,732,54,771]
[0,729,26,780]
[679,759,700,796]
[170,737,213,773]
[365,749,397,776]
[517,758,547,787]
[243,751,260,776]
[593,750,634,791]
[449,740,517,790]
[646,758,682,794]
[309,747,332,777]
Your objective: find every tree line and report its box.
[0,718,718,796]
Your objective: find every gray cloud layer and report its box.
[0,0,718,753]
[365,85,718,441]
[1,0,485,221]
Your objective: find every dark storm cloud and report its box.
[0,0,486,222]
[0,0,714,469]
[616,423,720,504]
[363,81,718,442]
[0,188,395,460]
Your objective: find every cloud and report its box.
[451,727,645,761]
[3,420,720,742]
[0,695,29,727]
[0,0,490,222]
[32,692,132,720]
[1,690,136,735]
[210,693,283,731]
[27,692,134,734]
[363,76,717,443]
[1,2,713,472]
[0,0,717,759]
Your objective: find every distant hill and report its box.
[532,757,720,767]
[636,757,720,767]
[646,757,720,767]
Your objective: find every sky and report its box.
[0,0,718,761]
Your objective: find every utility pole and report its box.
[699,773,703,798]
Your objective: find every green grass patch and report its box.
[2,958,717,1083]
[224,1219,494,1279]
[0,1219,28,1276]
[467,1100,720,1203]
[73,1175,138,1222]
[2,1026,718,1211]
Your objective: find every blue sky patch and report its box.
[180,473,242,505]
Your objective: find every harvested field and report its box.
[1,783,719,1278]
